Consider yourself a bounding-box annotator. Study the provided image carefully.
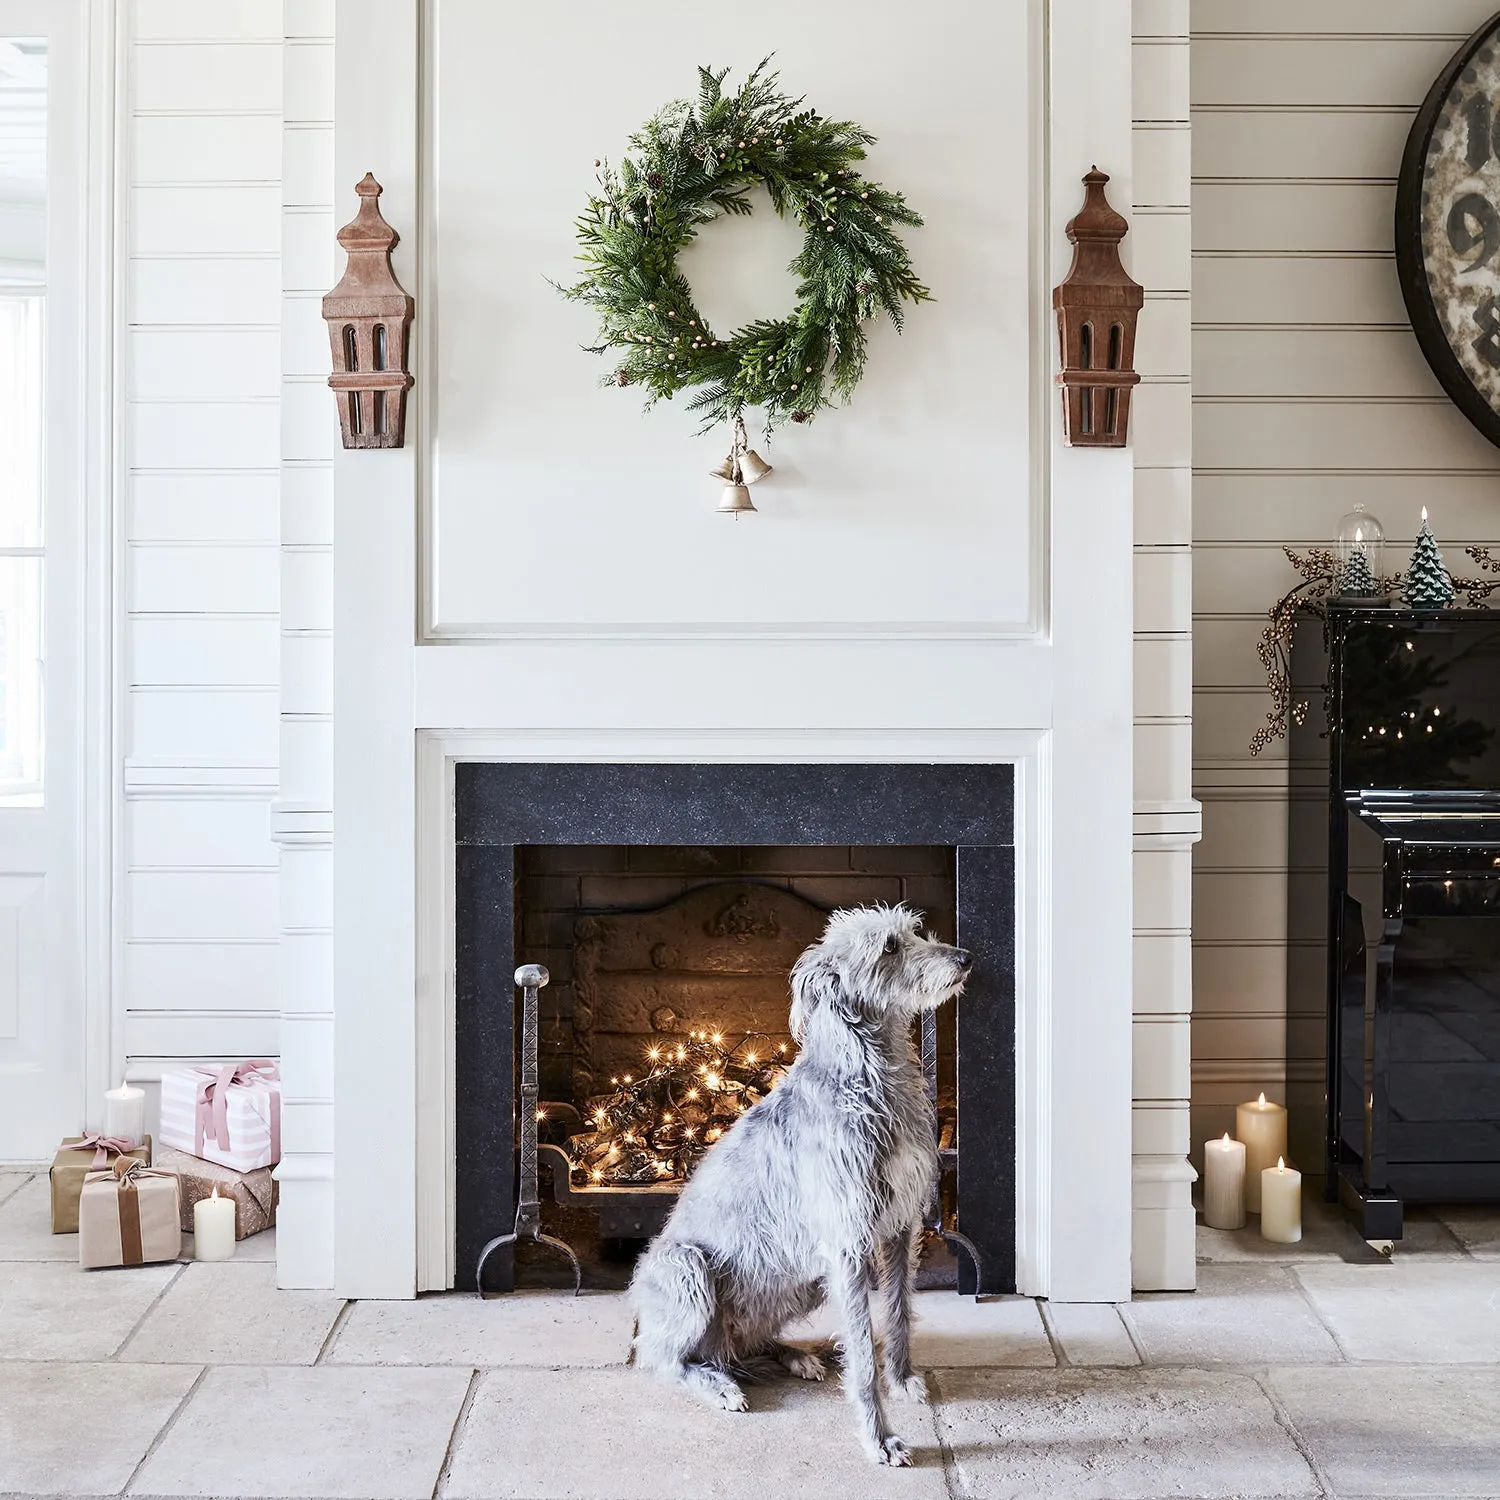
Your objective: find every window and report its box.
[0,37,46,799]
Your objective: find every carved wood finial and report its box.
[322,174,415,449]
[1052,168,1144,447]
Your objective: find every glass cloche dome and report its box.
[1335,503,1385,597]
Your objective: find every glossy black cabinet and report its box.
[1289,609,1500,1238]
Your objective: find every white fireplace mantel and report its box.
[318,0,1147,1303]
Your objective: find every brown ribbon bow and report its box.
[86,1157,172,1267]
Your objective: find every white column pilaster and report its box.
[271,0,337,1290]
[1130,0,1199,1291]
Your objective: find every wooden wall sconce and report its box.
[323,173,414,449]
[1053,168,1143,447]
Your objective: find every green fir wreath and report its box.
[559,60,931,435]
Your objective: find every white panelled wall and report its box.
[124,3,283,1119]
[1190,1,1500,1165]
[1131,0,1199,1292]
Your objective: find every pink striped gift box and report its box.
[158,1061,281,1172]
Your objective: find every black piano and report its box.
[1290,607,1500,1238]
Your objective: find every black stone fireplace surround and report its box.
[454,762,1016,1294]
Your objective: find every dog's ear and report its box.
[788,949,842,1043]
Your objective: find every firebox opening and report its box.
[512,843,960,1284]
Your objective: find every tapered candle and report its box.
[1203,1133,1246,1230]
[1260,1157,1302,1244]
[1236,1092,1287,1213]
[103,1080,145,1148]
[193,1184,236,1261]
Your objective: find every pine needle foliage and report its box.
[558,60,931,432]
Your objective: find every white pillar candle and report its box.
[1203,1133,1246,1230]
[1235,1092,1288,1213]
[103,1080,146,1147]
[1260,1157,1302,1244]
[193,1184,236,1261]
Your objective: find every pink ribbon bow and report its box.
[67,1133,139,1170]
[192,1059,281,1164]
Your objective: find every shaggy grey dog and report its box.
[629,903,971,1467]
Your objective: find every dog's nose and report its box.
[954,949,972,969]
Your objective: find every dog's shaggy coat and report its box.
[629,903,971,1466]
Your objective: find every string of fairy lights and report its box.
[565,1027,792,1187]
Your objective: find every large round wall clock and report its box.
[1397,8,1500,450]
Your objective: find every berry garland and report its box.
[559,60,931,434]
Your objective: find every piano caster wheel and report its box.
[1366,1238,1395,1258]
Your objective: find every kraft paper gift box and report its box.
[78,1157,182,1269]
[155,1147,278,1240]
[49,1135,153,1234]
[159,1060,281,1172]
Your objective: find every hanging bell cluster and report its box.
[711,414,772,515]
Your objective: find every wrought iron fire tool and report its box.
[921,1008,983,1287]
[476,964,582,1296]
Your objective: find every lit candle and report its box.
[193,1184,236,1261]
[1235,1092,1287,1213]
[1203,1133,1246,1230]
[103,1079,146,1147]
[1260,1157,1302,1244]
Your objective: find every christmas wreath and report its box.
[560,60,930,435]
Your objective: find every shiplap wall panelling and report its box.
[123,2,285,1126]
[1189,0,1500,1160]
[1132,0,1198,1292]
[274,0,336,1290]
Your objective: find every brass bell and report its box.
[717,483,757,515]
[708,453,738,482]
[739,449,774,484]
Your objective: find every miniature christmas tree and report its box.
[1341,545,1377,597]
[1404,508,1455,608]
[567,1028,792,1187]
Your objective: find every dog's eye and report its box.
[883,934,900,957]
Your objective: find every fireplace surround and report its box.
[454,762,1015,1294]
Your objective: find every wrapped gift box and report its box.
[50,1135,152,1234]
[155,1147,277,1240]
[79,1158,182,1269]
[159,1060,281,1172]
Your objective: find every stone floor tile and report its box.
[134,1365,472,1499]
[1432,1204,1500,1260]
[0,1360,200,1495]
[786,1290,1055,1368]
[330,1287,633,1367]
[1294,1262,1500,1363]
[1269,1366,1500,1496]
[444,1366,947,1499]
[1123,1265,1342,1365]
[121,1262,343,1365]
[0,1169,31,1208]
[1045,1302,1141,1366]
[176,1225,279,1264]
[934,1366,1317,1499]
[0,1260,180,1360]
[0,1174,81,1260]
[1197,1190,1465,1264]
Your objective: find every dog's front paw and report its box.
[891,1373,929,1404]
[877,1435,913,1467]
[717,1384,750,1413]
